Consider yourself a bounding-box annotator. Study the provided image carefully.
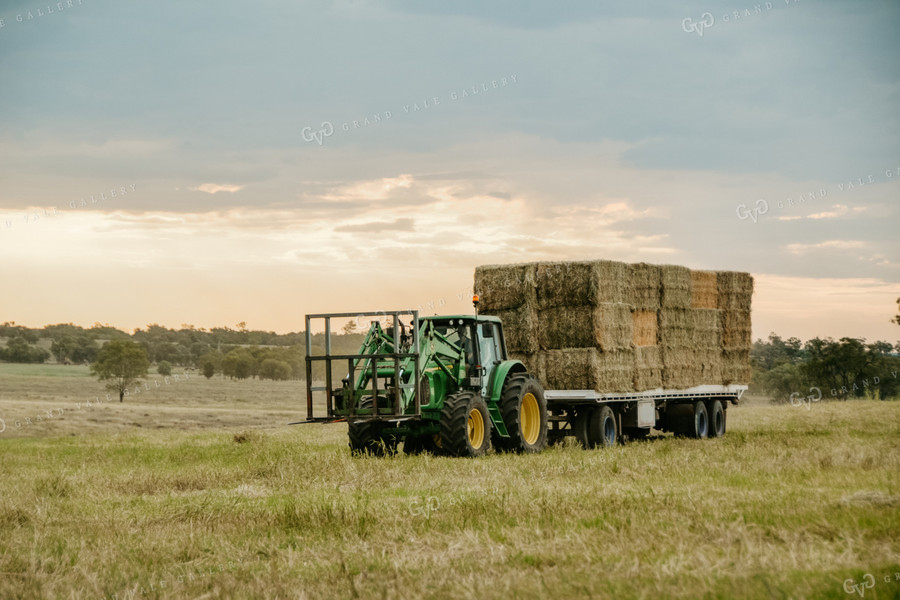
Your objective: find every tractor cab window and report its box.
[433,321,478,371]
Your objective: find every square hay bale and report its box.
[716,271,754,312]
[537,303,633,351]
[691,270,718,309]
[659,264,692,309]
[482,306,539,354]
[634,346,663,391]
[660,346,701,390]
[688,308,722,349]
[509,352,544,385]
[659,346,701,390]
[535,260,630,308]
[543,348,634,393]
[658,309,692,347]
[632,310,658,347]
[629,263,661,311]
[696,348,723,385]
[474,263,536,311]
[721,349,752,384]
[720,309,752,350]
[658,308,721,349]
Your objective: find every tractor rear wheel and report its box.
[575,405,618,449]
[348,398,397,456]
[440,391,492,457]
[494,374,548,453]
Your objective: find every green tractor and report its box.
[304,309,547,457]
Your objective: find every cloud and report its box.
[785,240,866,254]
[335,218,416,233]
[190,183,244,194]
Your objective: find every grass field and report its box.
[1,365,899,599]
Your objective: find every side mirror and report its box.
[481,323,493,338]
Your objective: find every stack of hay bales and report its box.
[474,260,753,393]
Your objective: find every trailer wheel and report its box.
[692,401,709,439]
[440,391,492,457]
[575,405,617,449]
[665,402,709,439]
[348,398,397,456]
[494,374,548,453]
[708,400,725,438]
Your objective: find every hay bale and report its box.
[535,260,630,308]
[634,346,663,391]
[658,309,692,347]
[474,263,536,311]
[658,308,720,349]
[660,347,700,389]
[632,310,658,347]
[696,348,723,385]
[659,264,692,309]
[509,352,544,384]
[482,306,539,354]
[543,348,634,392]
[720,309,752,350]
[629,263,661,311]
[537,303,633,351]
[717,271,753,312]
[721,349,751,384]
[691,271,718,309]
[688,308,721,349]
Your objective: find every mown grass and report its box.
[0,369,898,598]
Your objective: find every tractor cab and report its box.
[421,315,507,398]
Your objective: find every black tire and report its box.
[575,405,617,449]
[708,400,725,438]
[440,391,492,457]
[494,374,548,453]
[403,433,441,455]
[348,398,397,456]
[692,401,709,439]
[664,402,708,439]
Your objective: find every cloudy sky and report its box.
[1,0,898,342]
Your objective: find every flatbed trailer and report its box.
[543,384,746,446]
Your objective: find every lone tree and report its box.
[91,339,150,402]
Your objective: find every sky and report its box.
[1,0,898,343]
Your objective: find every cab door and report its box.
[478,322,503,398]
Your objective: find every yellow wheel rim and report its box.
[521,393,541,445]
[467,408,485,449]
[433,433,442,449]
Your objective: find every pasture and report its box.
[1,364,898,599]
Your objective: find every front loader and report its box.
[304,309,548,457]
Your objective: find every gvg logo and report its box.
[736,199,769,223]
[844,574,876,597]
[682,12,714,36]
[301,121,334,146]
[789,387,822,410]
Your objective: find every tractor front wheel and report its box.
[348,398,397,456]
[495,374,547,453]
[440,391,492,457]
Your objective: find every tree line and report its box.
[751,334,900,401]
[0,321,365,381]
